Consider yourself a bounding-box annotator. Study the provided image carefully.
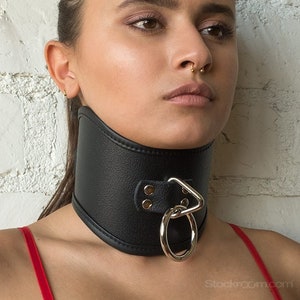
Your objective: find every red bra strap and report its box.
[19,227,54,300]
[229,224,282,300]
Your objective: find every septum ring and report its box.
[190,63,206,74]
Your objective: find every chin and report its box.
[161,127,216,149]
[149,117,220,149]
[152,135,214,150]
[127,120,218,150]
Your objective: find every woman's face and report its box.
[71,0,238,149]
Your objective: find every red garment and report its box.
[19,225,282,300]
[229,224,282,300]
[19,227,54,300]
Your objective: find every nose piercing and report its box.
[190,63,206,74]
[200,67,206,74]
[190,63,196,73]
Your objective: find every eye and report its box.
[127,13,165,32]
[200,24,234,40]
[133,18,162,30]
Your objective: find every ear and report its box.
[45,40,80,98]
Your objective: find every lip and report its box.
[163,82,215,107]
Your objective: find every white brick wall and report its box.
[0,1,299,242]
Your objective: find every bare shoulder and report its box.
[0,228,25,272]
[242,226,300,298]
[0,228,39,297]
[243,227,300,271]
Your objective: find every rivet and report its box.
[182,188,189,195]
[142,199,153,210]
[144,185,155,196]
[180,198,189,208]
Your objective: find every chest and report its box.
[46,257,280,300]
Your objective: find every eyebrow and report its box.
[118,0,179,10]
[201,3,235,21]
[117,1,235,21]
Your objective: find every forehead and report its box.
[80,0,236,27]
[84,0,235,12]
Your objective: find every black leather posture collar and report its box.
[72,107,213,257]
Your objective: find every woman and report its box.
[0,0,299,299]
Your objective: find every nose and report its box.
[169,24,213,74]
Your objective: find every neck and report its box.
[72,106,213,261]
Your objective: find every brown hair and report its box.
[39,0,84,219]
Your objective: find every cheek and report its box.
[224,46,239,88]
[217,47,238,104]
[106,38,166,94]
[214,47,238,127]
[81,39,161,101]
[75,34,165,137]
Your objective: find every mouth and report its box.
[163,82,215,107]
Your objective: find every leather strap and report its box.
[134,179,195,214]
[72,107,213,256]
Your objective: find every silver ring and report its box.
[160,205,198,262]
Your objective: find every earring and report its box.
[63,89,67,97]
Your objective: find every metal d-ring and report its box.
[167,177,205,217]
[160,205,198,262]
[159,178,205,262]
